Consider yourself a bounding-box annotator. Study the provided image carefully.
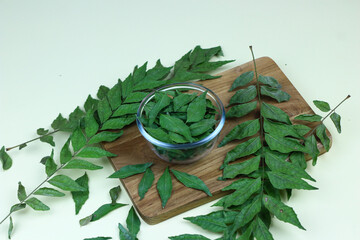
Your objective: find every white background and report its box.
[1,0,359,239]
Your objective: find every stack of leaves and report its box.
[171,48,347,240]
[141,90,218,144]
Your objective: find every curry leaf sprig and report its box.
[171,46,349,240]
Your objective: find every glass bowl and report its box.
[136,83,225,164]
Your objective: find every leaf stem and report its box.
[6,130,60,151]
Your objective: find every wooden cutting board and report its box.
[102,57,331,225]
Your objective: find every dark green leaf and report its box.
[145,127,170,143]
[305,135,320,166]
[64,159,103,170]
[138,168,155,200]
[218,119,260,147]
[126,206,141,237]
[49,175,87,192]
[223,136,262,166]
[313,100,330,112]
[39,135,55,147]
[101,115,136,130]
[184,215,227,233]
[316,124,330,151]
[173,92,197,111]
[37,128,49,135]
[77,147,116,158]
[224,178,261,208]
[263,118,303,139]
[169,70,219,84]
[229,71,254,91]
[261,86,290,102]
[84,94,99,112]
[88,131,123,144]
[113,103,140,117]
[222,178,256,191]
[189,119,216,137]
[330,112,341,133]
[109,186,121,204]
[223,156,261,179]
[17,182,27,202]
[98,98,112,123]
[71,128,87,152]
[133,62,147,84]
[34,187,65,197]
[84,237,112,240]
[290,152,307,170]
[133,80,164,91]
[145,59,171,82]
[293,124,311,136]
[187,91,207,123]
[267,171,317,190]
[265,134,307,153]
[253,217,274,240]
[294,114,322,122]
[168,234,210,240]
[8,216,13,239]
[149,92,172,124]
[107,83,122,110]
[231,195,261,232]
[171,169,212,196]
[60,139,72,164]
[263,194,305,230]
[97,85,110,100]
[85,110,99,138]
[0,146,13,170]
[192,60,234,73]
[118,223,135,240]
[10,204,26,213]
[51,114,68,131]
[157,167,173,208]
[261,102,291,124]
[45,150,57,177]
[80,203,127,226]
[159,115,193,142]
[258,75,281,89]
[169,132,187,143]
[265,151,315,181]
[123,92,148,104]
[25,197,50,211]
[67,106,86,131]
[109,163,153,179]
[228,85,257,105]
[226,101,257,118]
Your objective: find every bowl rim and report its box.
[136,82,226,149]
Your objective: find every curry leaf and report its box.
[10,204,26,214]
[231,195,262,232]
[60,139,72,164]
[223,136,262,166]
[39,135,55,147]
[123,92,148,104]
[290,151,307,170]
[258,75,281,89]
[25,197,50,211]
[168,234,210,240]
[224,178,261,208]
[138,168,155,200]
[85,110,99,138]
[316,124,330,151]
[189,119,216,137]
[173,92,197,111]
[184,215,227,233]
[330,112,341,133]
[64,159,102,170]
[263,118,303,139]
[228,85,257,105]
[113,103,140,117]
[261,102,291,124]
[118,223,135,240]
[97,85,110,100]
[267,171,317,190]
[313,100,330,112]
[84,237,112,240]
[88,131,123,144]
[109,163,153,179]
[149,93,172,124]
[218,119,260,147]
[305,135,320,166]
[101,116,136,130]
[159,115,193,142]
[187,91,207,123]
[34,187,65,197]
[294,114,322,122]
[48,175,87,192]
[229,71,254,91]
[17,182,27,202]
[84,94,99,112]
[265,134,307,154]
[171,169,212,196]
[109,186,121,204]
[71,128,87,152]
[107,83,122,110]
[222,155,261,179]
[157,167,172,208]
[253,217,274,240]
[261,86,290,102]
[71,173,89,214]
[80,203,127,226]
[77,147,116,158]
[98,98,112,124]
[226,101,257,118]
[8,217,13,239]
[126,206,141,237]
[0,146,13,170]
[145,127,170,143]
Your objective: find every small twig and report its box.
[6,130,59,151]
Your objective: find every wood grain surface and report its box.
[102,57,331,224]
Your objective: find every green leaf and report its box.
[267,171,317,190]
[265,134,307,154]
[64,159,103,170]
[187,91,207,123]
[71,128,87,152]
[226,101,257,118]
[157,167,173,208]
[189,119,216,137]
[85,110,99,138]
[44,150,57,177]
[88,131,123,144]
[149,92,172,124]
[168,234,210,240]
[294,114,322,122]
[313,100,330,112]
[184,215,227,233]
[145,127,170,143]
[173,92,197,111]
[109,162,153,179]
[144,59,172,82]
[101,115,136,130]
[293,124,311,136]
[34,187,65,197]
[258,75,281,89]
[261,86,290,103]
[159,115,193,142]
[98,98,112,123]
[192,60,234,73]
[77,147,116,158]
[97,85,110,100]
[17,182,27,202]
[138,168,155,200]
[113,103,140,117]
[305,135,320,166]
[330,112,341,133]
[218,119,260,147]
[60,139,72,164]
[10,204,26,213]
[80,203,127,226]
[123,92,148,104]
[84,94,99,112]
[109,186,121,204]
[253,217,274,240]
[8,216,13,240]
[261,102,291,124]
[290,152,307,170]
[223,136,262,166]
[71,173,89,215]
[49,174,87,192]
[171,169,212,196]
[229,71,254,91]
[223,155,261,179]
[224,178,261,208]
[231,195,262,232]
[107,83,122,110]
[79,215,92,226]
[263,118,303,139]
[316,124,330,151]
[0,146,13,170]
[118,223,135,240]
[39,135,55,147]
[51,114,68,131]
[67,106,86,131]
[265,151,315,181]
[25,197,50,211]
[84,237,112,240]
[169,132,187,143]
[126,206,141,237]
[221,178,256,191]
[228,85,257,105]
[133,62,147,84]
[37,128,49,135]
[263,194,305,230]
